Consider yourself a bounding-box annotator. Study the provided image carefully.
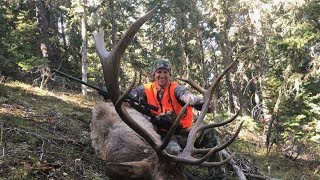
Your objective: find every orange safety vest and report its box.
[144,81,193,128]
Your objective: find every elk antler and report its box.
[92,8,180,153]
[163,60,244,166]
[93,8,243,166]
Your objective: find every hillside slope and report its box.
[0,81,319,179]
[0,82,109,179]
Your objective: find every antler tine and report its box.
[159,102,190,152]
[115,72,137,107]
[165,150,235,167]
[163,148,215,164]
[208,59,238,94]
[93,8,162,150]
[200,154,235,167]
[172,60,239,166]
[100,7,157,104]
[195,121,244,155]
[114,72,162,149]
[177,78,206,94]
[165,120,243,166]
[199,109,241,131]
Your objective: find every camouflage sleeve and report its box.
[174,85,204,111]
[130,85,147,103]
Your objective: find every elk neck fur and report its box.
[90,102,187,180]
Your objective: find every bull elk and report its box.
[90,8,243,180]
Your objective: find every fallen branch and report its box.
[0,123,4,156]
[221,149,280,180]
[3,126,90,156]
[213,130,247,180]
[244,173,268,179]
[221,149,247,180]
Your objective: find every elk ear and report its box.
[107,160,151,177]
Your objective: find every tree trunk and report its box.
[225,73,236,113]
[266,86,283,152]
[109,0,117,46]
[36,0,50,59]
[56,14,67,70]
[181,15,191,78]
[80,0,88,96]
[220,29,236,113]
[36,0,52,89]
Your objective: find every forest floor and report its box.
[0,81,319,180]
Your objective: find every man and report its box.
[131,58,214,155]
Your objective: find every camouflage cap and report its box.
[152,58,171,75]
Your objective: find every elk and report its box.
[90,8,243,180]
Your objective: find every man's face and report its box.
[154,68,171,88]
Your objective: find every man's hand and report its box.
[151,115,183,132]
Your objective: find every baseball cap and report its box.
[152,58,171,75]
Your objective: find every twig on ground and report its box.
[244,173,268,179]
[221,149,247,180]
[0,123,4,156]
[214,131,247,180]
[4,126,88,147]
[2,126,90,162]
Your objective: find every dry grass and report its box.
[0,81,319,180]
[0,81,108,180]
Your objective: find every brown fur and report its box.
[90,102,187,179]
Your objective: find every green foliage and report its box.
[238,115,261,132]
[0,82,109,179]
[8,10,43,70]
[0,2,320,178]
[281,83,320,141]
[264,0,320,151]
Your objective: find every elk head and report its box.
[91,8,243,180]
